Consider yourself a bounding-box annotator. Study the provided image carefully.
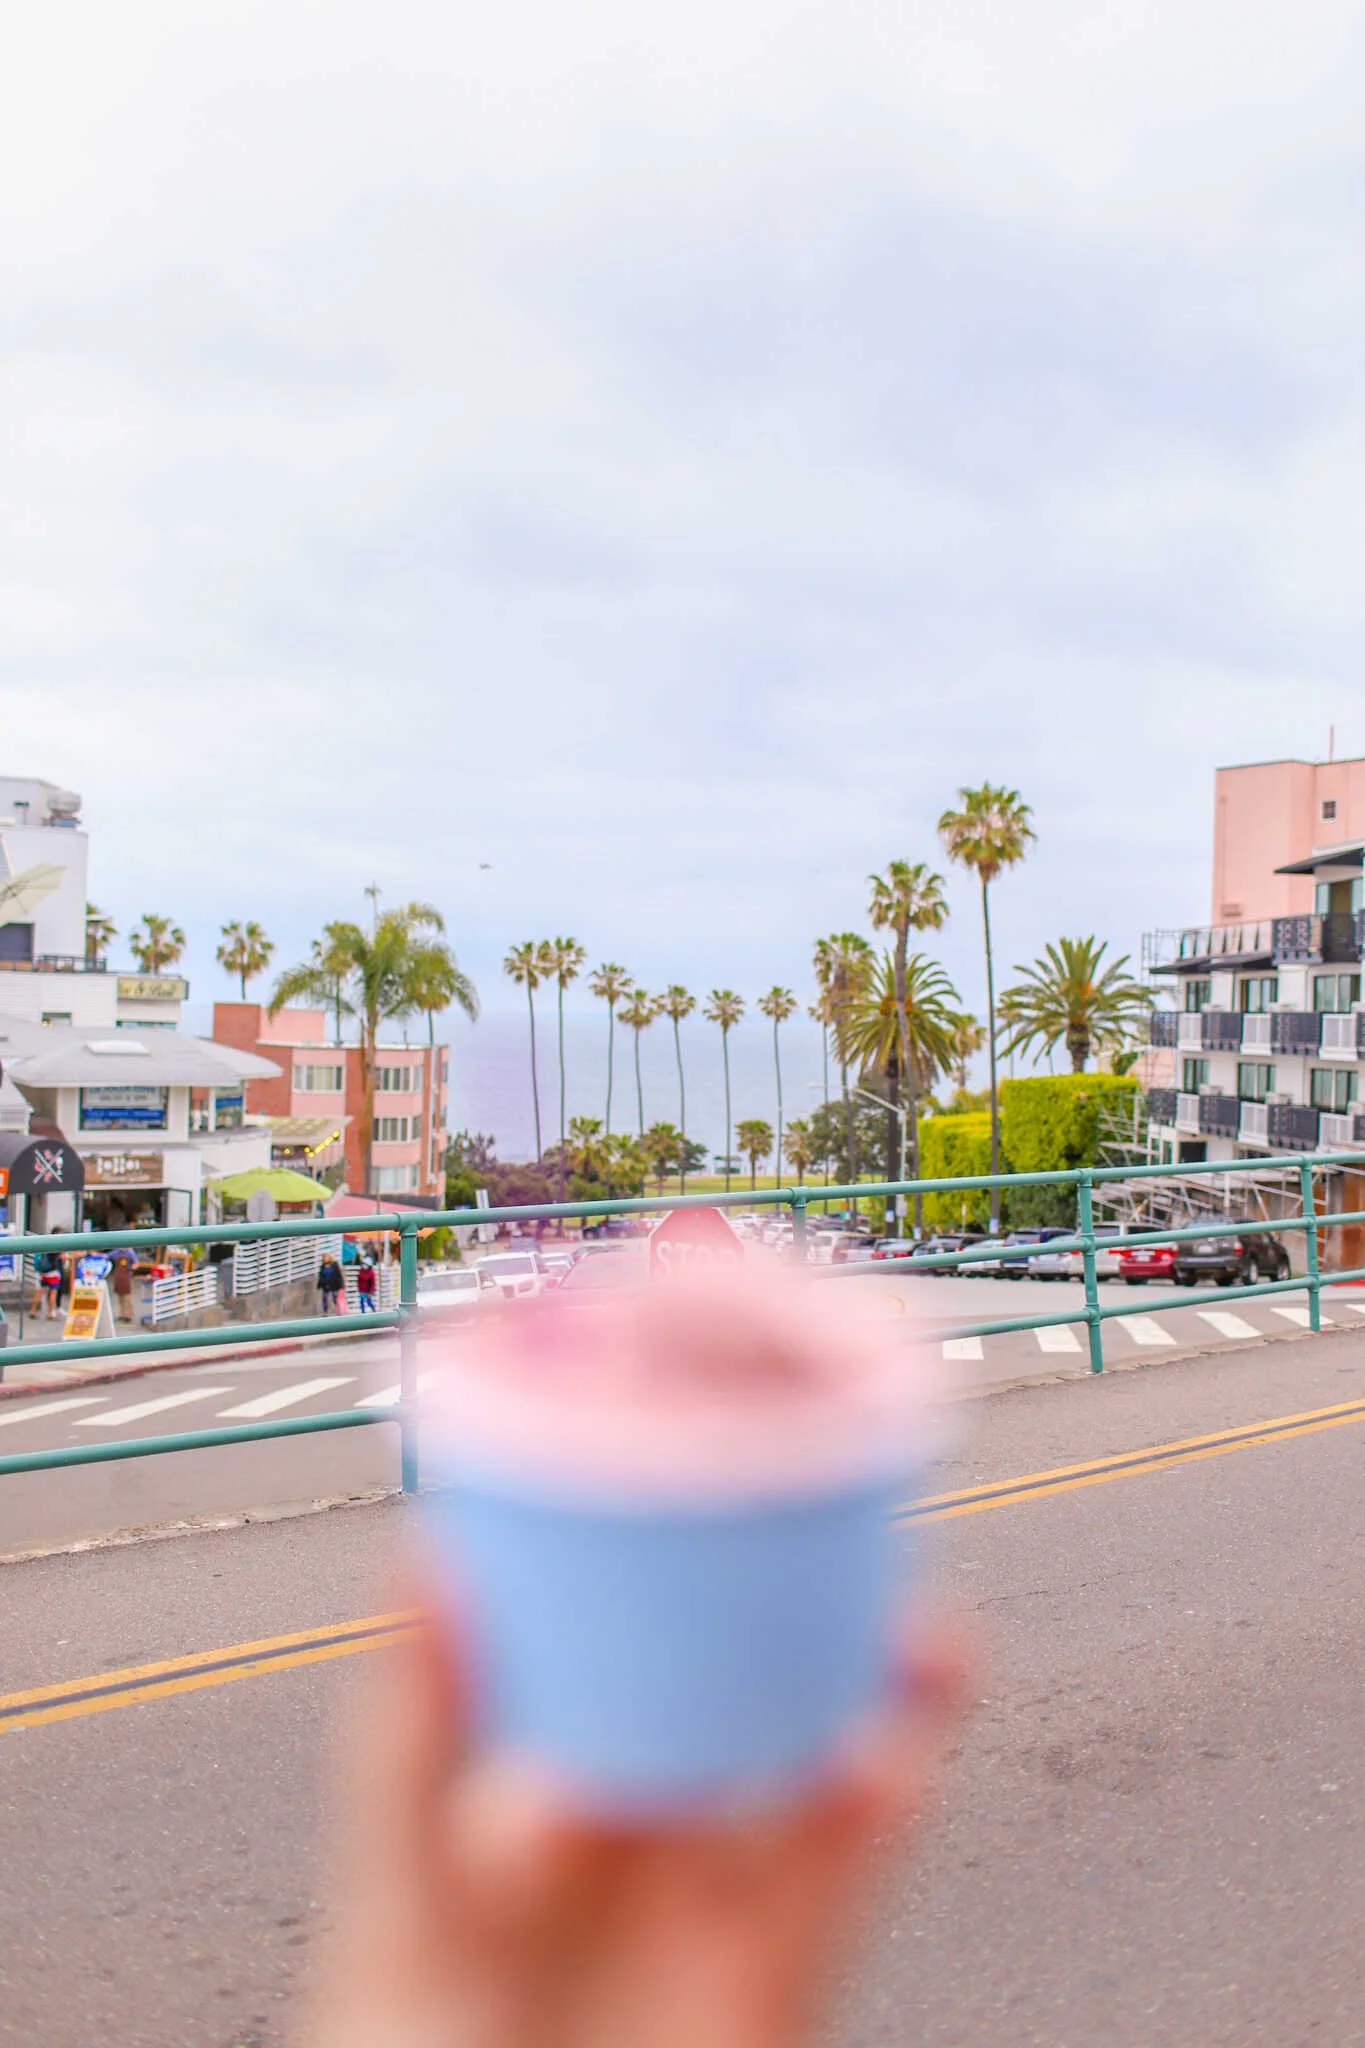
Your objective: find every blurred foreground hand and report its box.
[301,1586,968,2048]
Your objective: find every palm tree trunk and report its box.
[605,1004,615,1137]
[820,1024,830,1184]
[556,982,567,1202]
[722,1031,732,1194]
[633,1028,644,1140]
[982,878,1001,1229]
[673,1019,687,1194]
[361,1012,377,1196]
[772,1018,784,1191]
[840,1055,857,1218]
[526,984,543,1161]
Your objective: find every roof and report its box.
[262,1115,349,1143]
[3,1025,281,1088]
[1275,840,1365,876]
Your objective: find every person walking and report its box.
[29,1252,62,1321]
[111,1249,136,1324]
[317,1253,345,1316]
[355,1254,378,1313]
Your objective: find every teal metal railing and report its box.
[3,1150,1363,1490]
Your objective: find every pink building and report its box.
[212,1003,448,1199]
[1211,754,1365,921]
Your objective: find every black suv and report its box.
[1170,1228,1291,1287]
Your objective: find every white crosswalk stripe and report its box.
[942,1337,983,1361]
[1271,1305,1313,1327]
[0,1395,108,1428]
[218,1377,356,1420]
[1198,1310,1261,1340]
[355,1383,400,1408]
[73,1388,232,1428]
[1345,1302,1365,1317]
[1033,1325,1081,1353]
[1112,1315,1176,1348]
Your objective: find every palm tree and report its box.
[547,937,587,1199]
[736,1117,774,1190]
[782,1116,814,1185]
[588,962,631,1136]
[272,901,445,1192]
[949,1013,987,1091]
[703,989,745,1193]
[618,987,658,1140]
[404,940,479,1044]
[129,913,186,973]
[659,985,696,1186]
[868,862,948,1231]
[643,1121,683,1196]
[999,937,1152,1072]
[939,785,1036,1226]
[812,934,874,1202]
[845,954,962,1134]
[216,920,275,999]
[503,942,547,1160]
[756,986,797,1187]
[84,903,115,968]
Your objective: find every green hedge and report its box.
[918,1113,994,1228]
[915,1074,1140,1231]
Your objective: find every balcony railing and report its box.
[1175,1092,1201,1133]
[0,953,109,974]
[1176,919,1275,962]
[1177,1014,1205,1053]
[1270,1012,1322,1055]
[1198,1092,1241,1138]
[1320,1112,1358,1149]
[1319,1012,1364,1059]
[1272,912,1364,965]
[1148,1011,1180,1049]
[1241,1013,1272,1051]
[1201,1010,1242,1052]
[1146,1087,1178,1126]
[1238,1100,1270,1146]
[1268,1102,1321,1151]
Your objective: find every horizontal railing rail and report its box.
[4,1150,1365,1492]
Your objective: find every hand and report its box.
[301,1582,969,2048]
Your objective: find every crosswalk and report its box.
[927,1295,1365,1371]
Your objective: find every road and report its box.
[3,1327,1365,2044]
[0,1276,1358,1556]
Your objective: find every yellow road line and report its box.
[6,1393,1365,1735]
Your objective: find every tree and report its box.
[129,914,186,973]
[216,920,275,999]
[736,1117,774,1189]
[502,942,548,1160]
[588,963,631,1136]
[807,1095,887,1189]
[546,938,587,1200]
[618,987,658,1140]
[939,785,1036,1228]
[404,941,479,1045]
[272,900,445,1193]
[812,934,874,1204]
[844,953,962,1188]
[84,903,115,968]
[659,986,697,1188]
[703,989,745,1194]
[756,986,797,1190]
[642,1121,684,1195]
[782,1116,815,1184]
[867,861,948,1232]
[949,1013,987,1091]
[999,937,1152,1073]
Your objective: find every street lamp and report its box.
[848,1088,914,1237]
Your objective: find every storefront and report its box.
[80,1148,194,1232]
[0,1131,86,1235]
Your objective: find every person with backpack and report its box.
[317,1254,345,1315]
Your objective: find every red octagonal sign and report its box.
[649,1205,743,1279]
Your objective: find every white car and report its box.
[416,1266,495,1317]
[473,1251,547,1299]
[1028,1228,1123,1281]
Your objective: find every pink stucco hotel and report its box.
[1211,754,1365,922]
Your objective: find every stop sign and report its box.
[649,1206,743,1278]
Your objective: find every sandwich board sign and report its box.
[649,1206,743,1278]
[64,1280,115,1344]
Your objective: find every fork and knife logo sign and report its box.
[31,1147,68,1188]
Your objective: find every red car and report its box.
[1117,1242,1177,1285]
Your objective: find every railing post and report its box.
[1077,1170,1104,1374]
[1299,1159,1321,1333]
[789,1190,808,1265]
[399,1220,420,1493]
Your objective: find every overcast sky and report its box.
[6,2,1365,1153]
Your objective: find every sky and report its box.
[5,1,1365,1156]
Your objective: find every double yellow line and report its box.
[6,1394,1365,1735]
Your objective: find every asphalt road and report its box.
[3,1330,1365,2045]
[0,1277,1358,1556]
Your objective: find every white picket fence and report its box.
[341,1265,398,1312]
[149,1267,220,1324]
[228,1234,342,1298]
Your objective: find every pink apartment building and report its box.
[1211,753,1365,921]
[212,1002,449,1199]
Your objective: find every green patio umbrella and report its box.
[211,1166,331,1205]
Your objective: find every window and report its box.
[372,1163,418,1191]
[213,1088,244,1131]
[1316,878,1365,915]
[374,1116,415,1143]
[1182,1058,1209,1092]
[1238,976,1279,1013]
[79,1085,169,1131]
[1310,1067,1357,1113]
[375,1065,417,1093]
[294,1063,344,1092]
[41,1011,73,1027]
[1236,1063,1275,1102]
[1323,799,1338,821]
[1184,980,1212,1013]
[1312,973,1361,1013]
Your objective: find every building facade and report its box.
[211,1003,448,1198]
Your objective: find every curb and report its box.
[0,1324,386,1403]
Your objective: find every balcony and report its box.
[1268,1102,1320,1151]
[1175,1092,1201,1134]
[1271,912,1364,965]
[1238,1100,1270,1146]
[1240,1013,1271,1051]
[0,953,109,974]
[1269,1012,1322,1055]
[1200,1010,1242,1052]
[1198,1092,1241,1138]
[1177,1013,1205,1053]
[1146,1087,1178,1126]
[1174,919,1275,964]
[1319,1111,1361,1150]
[1318,1012,1365,1061]
[1148,1011,1179,1049]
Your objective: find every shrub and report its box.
[917,1112,993,1229]
[999,1073,1140,1228]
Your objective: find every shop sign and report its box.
[117,976,188,1001]
[84,1149,165,1187]
[80,1085,169,1130]
[64,1281,115,1343]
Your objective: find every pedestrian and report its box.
[111,1249,136,1324]
[29,1252,62,1321]
[318,1253,345,1315]
[355,1254,378,1313]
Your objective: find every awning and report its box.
[212,1166,330,1204]
[1276,841,1365,875]
[0,1131,85,1198]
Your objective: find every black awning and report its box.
[1275,842,1365,876]
[0,1131,85,1197]
[1151,953,1274,976]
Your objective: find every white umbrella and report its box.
[0,863,64,921]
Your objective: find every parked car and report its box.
[1029,1227,1124,1282]
[972,1227,1073,1279]
[1169,1228,1291,1288]
[906,1232,985,1275]
[473,1251,547,1298]
[555,1248,648,1293]
[868,1237,921,1262]
[1116,1241,1179,1285]
[415,1266,495,1317]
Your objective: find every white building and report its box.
[0,777,186,1030]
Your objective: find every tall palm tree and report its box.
[618,987,658,1140]
[588,962,631,1136]
[812,934,874,1201]
[949,1013,987,1092]
[868,862,948,1231]
[999,937,1151,1072]
[757,986,797,1186]
[736,1118,774,1191]
[703,989,745,1192]
[547,937,587,1199]
[939,784,1036,1226]
[659,985,696,1187]
[502,942,547,1160]
[404,941,479,1044]
[216,919,275,999]
[84,903,116,968]
[129,913,186,973]
[272,901,445,1191]
[782,1115,814,1185]
[845,954,962,1134]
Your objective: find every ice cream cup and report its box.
[422,1264,937,1814]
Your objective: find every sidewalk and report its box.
[0,1320,389,1401]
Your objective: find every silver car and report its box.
[1028,1228,1124,1282]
